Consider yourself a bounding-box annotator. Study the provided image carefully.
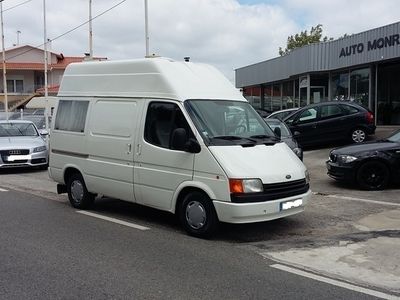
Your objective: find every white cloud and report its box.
[2,0,399,83]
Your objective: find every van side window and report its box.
[54,100,89,132]
[144,102,194,149]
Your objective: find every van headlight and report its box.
[305,170,310,184]
[229,178,263,193]
[337,155,357,164]
[33,145,47,153]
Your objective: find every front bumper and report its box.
[213,189,312,224]
[0,150,48,168]
[326,160,356,182]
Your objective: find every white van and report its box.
[49,57,311,237]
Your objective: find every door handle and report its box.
[127,143,132,154]
[136,144,142,155]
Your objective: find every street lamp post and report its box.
[0,0,8,121]
[89,0,93,59]
[144,0,149,57]
[16,30,20,46]
[43,0,49,132]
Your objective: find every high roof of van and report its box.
[58,57,245,102]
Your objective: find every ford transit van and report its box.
[49,57,311,237]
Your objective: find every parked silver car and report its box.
[0,120,48,169]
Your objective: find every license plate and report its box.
[280,199,302,211]
[5,155,31,161]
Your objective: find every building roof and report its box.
[0,44,107,71]
[235,21,400,87]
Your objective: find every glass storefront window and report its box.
[282,81,294,109]
[300,88,307,107]
[332,72,349,101]
[294,79,299,107]
[350,68,369,108]
[263,85,272,112]
[243,86,261,108]
[377,63,400,125]
[272,84,281,111]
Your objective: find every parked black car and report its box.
[264,118,303,160]
[283,102,376,147]
[326,129,400,190]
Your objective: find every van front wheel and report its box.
[179,191,218,238]
[67,173,95,209]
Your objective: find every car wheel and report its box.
[179,191,218,238]
[67,173,95,209]
[350,128,366,143]
[356,161,389,190]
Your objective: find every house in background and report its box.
[0,45,106,111]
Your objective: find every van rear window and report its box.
[54,100,89,132]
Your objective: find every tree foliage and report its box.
[279,24,332,56]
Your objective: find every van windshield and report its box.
[185,100,276,146]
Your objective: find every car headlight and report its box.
[305,170,310,184]
[337,155,357,164]
[33,145,47,153]
[229,178,263,193]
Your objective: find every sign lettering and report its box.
[339,33,400,58]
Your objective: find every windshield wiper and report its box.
[250,134,280,141]
[212,135,243,140]
[212,135,257,143]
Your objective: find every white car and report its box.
[266,108,299,120]
[0,120,49,169]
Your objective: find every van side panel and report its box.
[84,99,140,202]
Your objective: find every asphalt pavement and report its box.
[0,126,399,299]
[0,188,376,300]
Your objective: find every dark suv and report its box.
[283,102,376,147]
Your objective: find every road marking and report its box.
[76,210,150,231]
[323,194,400,207]
[270,264,399,300]
[0,188,8,192]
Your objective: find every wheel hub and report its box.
[186,201,206,230]
[71,180,84,203]
[352,130,366,143]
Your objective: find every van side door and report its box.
[134,100,196,211]
[86,98,141,202]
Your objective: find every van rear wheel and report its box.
[67,173,95,209]
[179,191,218,238]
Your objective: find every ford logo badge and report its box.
[286,175,291,179]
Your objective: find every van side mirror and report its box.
[273,127,281,139]
[185,138,201,153]
[170,128,201,153]
[170,128,187,151]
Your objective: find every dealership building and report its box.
[235,22,400,125]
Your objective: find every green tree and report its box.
[279,24,332,56]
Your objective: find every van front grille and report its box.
[231,179,309,203]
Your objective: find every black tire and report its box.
[178,191,218,238]
[350,128,367,143]
[66,173,95,209]
[356,161,390,190]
